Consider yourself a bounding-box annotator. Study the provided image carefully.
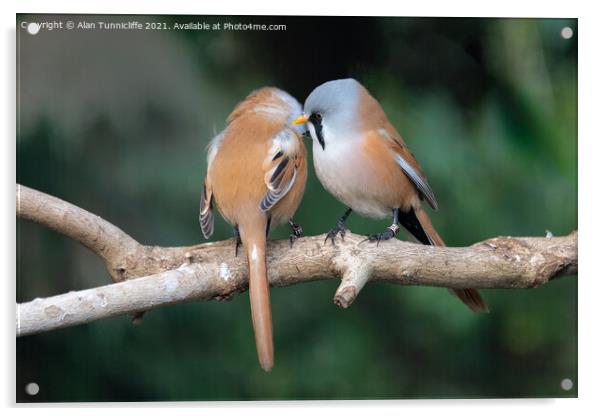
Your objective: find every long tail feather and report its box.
[239,219,274,371]
[406,206,489,313]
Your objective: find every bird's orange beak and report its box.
[293,114,309,125]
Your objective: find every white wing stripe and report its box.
[394,154,438,210]
[259,168,297,212]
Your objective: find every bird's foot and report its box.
[366,224,399,246]
[234,236,242,257]
[289,222,303,248]
[325,221,348,245]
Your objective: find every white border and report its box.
[9,0,581,17]
[3,0,600,414]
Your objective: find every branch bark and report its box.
[16,184,578,337]
[17,185,140,282]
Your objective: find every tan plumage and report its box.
[297,78,487,313]
[359,97,486,312]
[200,87,307,370]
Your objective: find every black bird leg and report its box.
[367,209,401,246]
[234,226,242,257]
[325,208,352,245]
[266,215,272,238]
[289,219,303,247]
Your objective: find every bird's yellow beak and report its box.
[293,114,309,125]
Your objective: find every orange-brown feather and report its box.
[357,84,487,313]
[357,86,430,196]
[238,215,273,371]
[361,130,421,212]
[208,89,306,227]
[415,206,489,313]
[204,87,307,371]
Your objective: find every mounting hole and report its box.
[560,378,573,391]
[27,23,40,35]
[25,382,39,396]
[560,27,573,40]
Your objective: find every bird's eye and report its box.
[310,112,323,124]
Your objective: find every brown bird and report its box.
[294,78,488,313]
[200,87,308,371]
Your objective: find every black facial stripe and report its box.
[309,113,325,150]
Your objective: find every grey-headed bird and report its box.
[294,78,487,313]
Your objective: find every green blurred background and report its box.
[16,15,577,401]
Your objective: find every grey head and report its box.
[301,78,363,150]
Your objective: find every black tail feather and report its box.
[398,209,432,245]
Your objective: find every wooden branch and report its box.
[16,184,577,337]
[17,185,141,282]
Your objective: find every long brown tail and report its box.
[413,207,489,313]
[239,219,274,371]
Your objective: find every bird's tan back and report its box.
[208,88,307,228]
[209,116,277,224]
[200,87,308,371]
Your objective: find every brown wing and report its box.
[199,179,214,239]
[370,118,486,312]
[199,130,226,239]
[377,126,438,211]
[259,128,304,212]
